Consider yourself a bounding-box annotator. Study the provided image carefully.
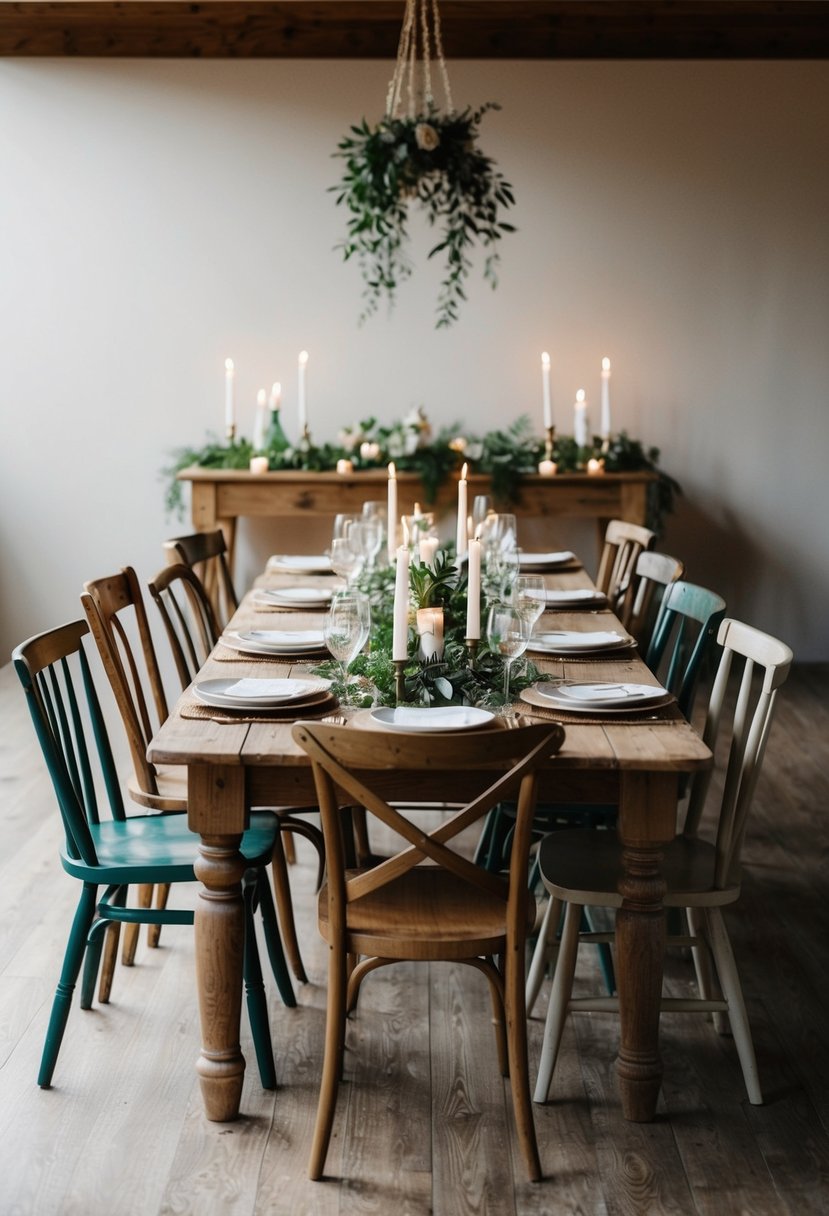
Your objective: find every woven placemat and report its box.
[179,694,339,724]
[517,703,681,726]
[213,642,329,664]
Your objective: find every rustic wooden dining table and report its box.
[147,554,711,1127]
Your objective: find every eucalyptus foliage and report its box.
[332,104,516,328]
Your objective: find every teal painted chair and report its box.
[13,619,286,1090]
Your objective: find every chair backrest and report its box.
[621,550,685,643]
[13,620,125,867]
[683,618,792,888]
[644,579,727,719]
[292,721,564,940]
[595,519,656,610]
[163,530,238,628]
[81,567,168,801]
[148,562,220,690]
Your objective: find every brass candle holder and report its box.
[465,638,480,670]
[394,659,407,704]
[226,423,237,443]
[544,425,556,460]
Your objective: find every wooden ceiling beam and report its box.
[1,2,827,60]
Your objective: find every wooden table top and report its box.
[148,559,711,777]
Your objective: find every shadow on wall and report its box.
[664,496,814,656]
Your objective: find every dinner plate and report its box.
[369,706,495,733]
[266,554,333,575]
[542,588,607,606]
[257,586,333,607]
[534,680,670,710]
[519,551,577,569]
[223,629,326,656]
[528,630,634,655]
[194,677,331,710]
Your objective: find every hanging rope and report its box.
[385,0,454,120]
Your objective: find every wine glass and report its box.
[332,513,359,544]
[330,537,363,585]
[513,573,546,630]
[349,519,383,572]
[471,495,492,539]
[486,544,521,600]
[323,593,371,703]
[486,602,531,716]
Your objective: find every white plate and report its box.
[528,630,632,654]
[259,587,333,606]
[535,681,669,709]
[223,629,326,656]
[519,551,576,568]
[267,555,333,574]
[542,588,607,606]
[194,677,331,709]
[369,706,495,733]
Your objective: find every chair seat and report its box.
[538,830,741,909]
[318,868,536,960]
[62,810,279,884]
[128,765,188,812]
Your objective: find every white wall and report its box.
[1,59,827,662]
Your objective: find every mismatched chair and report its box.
[619,549,685,646]
[13,620,281,1090]
[147,561,324,983]
[291,720,564,1182]
[530,618,792,1106]
[163,529,238,629]
[595,519,656,614]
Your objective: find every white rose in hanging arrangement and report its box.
[331,103,516,328]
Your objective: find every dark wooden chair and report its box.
[163,529,238,629]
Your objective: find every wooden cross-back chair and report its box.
[163,529,239,629]
[147,560,324,982]
[530,618,792,1107]
[292,719,564,1183]
[12,619,283,1090]
[595,519,656,614]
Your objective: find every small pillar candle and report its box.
[416,607,445,663]
[538,459,557,476]
[587,457,605,475]
[336,458,354,475]
[249,456,269,475]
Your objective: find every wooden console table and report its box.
[177,466,657,569]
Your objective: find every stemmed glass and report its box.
[323,593,371,703]
[486,602,532,716]
[471,495,492,539]
[349,519,383,572]
[513,573,546,631]
[330,537,363,586]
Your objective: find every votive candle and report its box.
[249,456,269,475]
[538,459,557,476]
[336,458,354,475]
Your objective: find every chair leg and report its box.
[39,884,97,1088]
[505,935,542,1181]
[526,894,562,1015]
[582,907,616,995]
[254,870,296,1008]
[704,907,762,1105]
[534,900,581,1104]
[97,884,128,1004]
[270,829,308,983]
[147,883,171,948]
[121,884,153,965]
[685,906,718,1008]
[242,880,277,1090]
[309,938,349,1180]
[283,831,297,864]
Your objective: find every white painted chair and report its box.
[529,617,793,1107]
[620,549,684,644]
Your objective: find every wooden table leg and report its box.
[615,770,678,1121]
[189,765,248,1122]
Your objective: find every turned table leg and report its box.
[615,770,678,1121]
[189,765,248,1122]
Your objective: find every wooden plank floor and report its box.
[1,660,828,1215]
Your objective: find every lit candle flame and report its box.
[460,462,468,480]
